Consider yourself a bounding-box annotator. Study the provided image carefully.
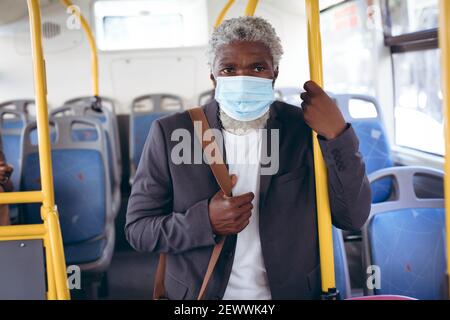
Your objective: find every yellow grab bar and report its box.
[305,0,337,298]
[0,0,69,300]
[439,0,450,298]
[60,0,99,97]
[0,191,43,204]
[214,0,235,28]
[245,0,259,16]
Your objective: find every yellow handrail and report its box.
[0,0,70,300]
[0,191,43,204]
[305,0,337,297]
[245,0,259,16]
[439,0,450,298]
[60,0,99,97]
[214,0,235,28]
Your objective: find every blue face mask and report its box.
[214,76,275,122]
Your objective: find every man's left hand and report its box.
[301,80,347,140]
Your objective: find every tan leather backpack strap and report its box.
[189,107,232,197]
[188,107,231,300]
[153,106,232,300]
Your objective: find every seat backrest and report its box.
[21,117,111,249]
[51,102,120,192]
[362,166,447,300]
[0,100,35,123]
[0,239,46,300]
[333,227,352,299]
[63,96,116,114]
[332,94,393,203]
[130,94,184,177]
[0,110,28,191]
[198,89,214,106]
[62,97,119,168]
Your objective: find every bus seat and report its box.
[198,89,214,106]
[63,96,120,178]
[332,94,393,203]
[0,110,28,222]
[0,99,35,123]
[20,117,115,273]
[333,227,352,299]
[0,239,46,299]
[129,94,184,183]
[362,166,447,300]
[51,102,121,217]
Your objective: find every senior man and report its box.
[126,16,371,300]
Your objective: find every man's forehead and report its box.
[215,41,273,64]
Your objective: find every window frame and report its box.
[381,0,442,157]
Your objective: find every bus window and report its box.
[321,0,380,96]
[384,0,442,155]
[94,0,208,51]
[386,0,438,36]
[393,49,443,155]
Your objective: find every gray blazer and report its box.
[125,100,371,300]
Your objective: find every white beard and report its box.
[219,109,270,135]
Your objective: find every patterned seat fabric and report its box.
[368,208,447,300]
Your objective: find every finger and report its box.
[230,174,238,188]
[236,202,253,213]
[303,80,324,95]
[235,218,251,233]
[229,192,254,207]
[301,101,309,111]
[300,92,310,102]
[234,210,252,227]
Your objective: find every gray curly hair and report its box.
[208,16,284,69]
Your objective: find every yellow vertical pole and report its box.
[439,0,450,298]
[27,0,70,300]
[305,0,337,298]
[215,0,235,28]
[245,0,259,16]
[60,0,99,97]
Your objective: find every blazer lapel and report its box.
[259,104,282,213]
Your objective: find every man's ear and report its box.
[210,73,217,88]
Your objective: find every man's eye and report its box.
[222,68,234,74]
[254,66,265,72]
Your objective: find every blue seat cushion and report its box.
[368,208,447,300]
[64,237,106,265]
[133,113,168,169]
[352,121,393,203]
[22,150,106,245]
